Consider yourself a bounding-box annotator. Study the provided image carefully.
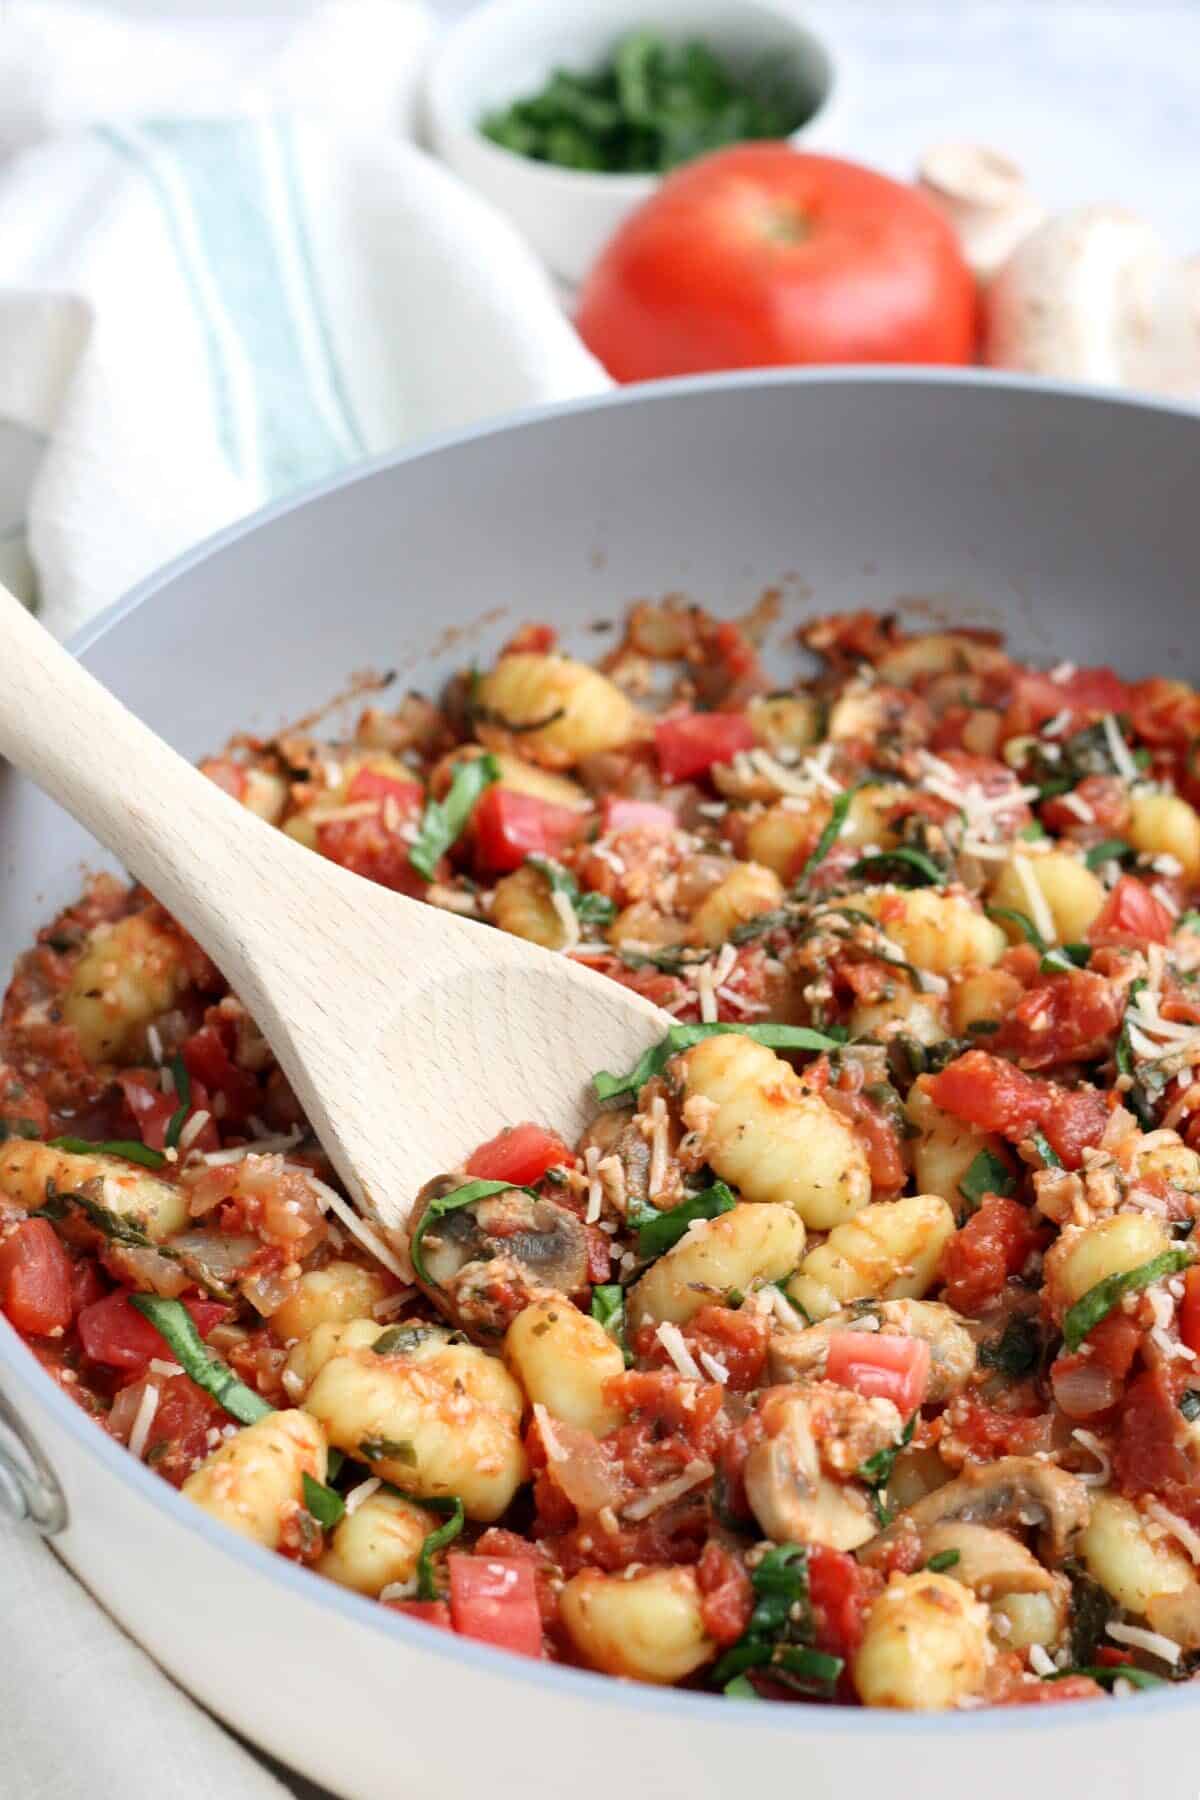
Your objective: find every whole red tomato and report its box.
[576,144,977,381]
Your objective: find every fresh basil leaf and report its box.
[48,1134,165,1170]
[925,1549,961,1573]
[769,1646,844,1696]
[712,1544,813,1689]
[302,1473,345,1529]
[410,1177,538,1287]
[409,754,499,881]
[129,1295,272,1426]
[593,1021,843,1104]
[730,908,794,946]
[416,1495,465,1600]
[979,1314,1042,1379]
[1030,1128,1062,1168]
[359,1436,417,1466]
[1179,1390,1200,1422]
[1085,839,1132,870]
[590,1283,632,1366]
[1062,1249,1192,1353]
[1040,943,1091,975]
[1116,978,1148,1081]
[985,905,1047,953]
[1018,821,1047,841]
[163,1054,192,1152]
[723,1674,761,1700]
[958,1148,1017,1215]
[847,846,946,887]
[527,856,617,931]
[326,1448,345,1482]
[795,782,863,889]
[36,1185,157,1249]
[1047,1665,1166,1692]
[1067,1564,1111,1666]
[372,1323,445,1357]
[634,1181,736,1259]
[857,1413,916,1496]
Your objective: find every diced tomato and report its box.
[992,971,1122,1070]
[139,1372,229,1487]
[1113,1365,1194,1498]
[1088,875,1175,948]
[939,1196,1044,1315]
[696,1541,754,1646]
[181,1023,260,1127]
[824,1087,906,1191]
[69,1256,108,1315]
[472,787,584,874]
[117,1070,220,1154]
[924,1053,1107,1169]
[78,1291,229,1375]
[996,1674,1105,1706]
[1128,677,1200,749]
[313,766,427,896]
[946,1397,1052,1460]
[1006,665,1130,733]
[386,1599,453,1630]
[1041,775,1130,838]
[1179,1267,1200,1357]
[448,1555,543,1658]
[599,797,676,836]
[653,712,755,782]
[345,766,424,812]
[500,622,558,657]
[465,1122,573,1185]
[0,1219,74,1336]
[825,1331,930,1414]
[808,1544,881,1662]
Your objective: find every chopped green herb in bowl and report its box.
[481,31,815,175]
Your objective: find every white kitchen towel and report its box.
[2,1523,291,1799]
[0,0,608,639]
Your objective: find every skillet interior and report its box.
[2,368,1199,1799]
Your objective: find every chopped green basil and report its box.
[713,1544,830,1690]
[593,1021,843,1104]
[847,846,946,888]
[35,1184,158,1250]
[730,908,794,946]
[958,1147,1017,1215]
[1180,1390,1200,1422]
[1040,943,1091,975]
[632,1181,736,1259]
[359,1435,417,1466]
[1047,1665,1166,1692]
[856,1413,916,1516]
[527,856,617,931]
[302,1473,345,1530]
[129,1295,273,1426]
[723,1674,761,1700]
[925,1549,961,1574]
[1030,1128,1062,1169]
[48,1134,165,1170]
[1018,822,1047,842]
[1115,978,1148,1081]
[409,754,499,882]
[1067,1564,1112,1666]
[410,1177,537,1287]
[1085,839,1132,870]
[1062,1249,1192,1353]
[416,1495,465,1600]
[985,905,1047,953]
[163,1055,192,1152]
[590,1284,632,1366]
[372,1323,443,1357]
[795,783,863,889]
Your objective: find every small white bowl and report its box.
[425,0,839,284]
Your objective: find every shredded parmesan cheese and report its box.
[1070,1429,1112,1487]
[1102,713,1140,783]
[655,1321,703,1381]
[307,1175,412,1282]
[128,1384,161,1461]
[623,1459,714,1520]
[1028,1644,1056,1678]
[343,1477,382,1517]
[584,1146,603,1224]
[1144,1497,1200,1565]
[1012,853,1057,944]
[1106,1621,1182,1666]
[177,1109,212,1152]
[550,888,582,951]
[697,1350,730,1385]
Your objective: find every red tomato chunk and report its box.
[473,788,584,873]
[654,712,755,781]
[78,1292,229,1375]
[939,1195,1044,1316]
[825,1331,930,1413]
[448,1555,543,1658]
[465,1123,572,1185]
[0,1219,73,1335]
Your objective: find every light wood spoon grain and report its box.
[0,586,668,1240]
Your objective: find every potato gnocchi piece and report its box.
[317,1489,435,1597]
[853,1572,993,1710]
[988,851,1104,946]
[746,693,822,752]
[627,1200,804,1329]
[283,1317,391,1393]
[270,1262,393,1344]
[948,968,1025,1038]
[847,888,1006,975]
[63,910,194,1064]
[906,1082,1007,1217]
[491,863,570,951]
[917,1522,1068,1650]
[874,631,1004,685]
[848,983,948,1046]
[475,653,636,767]
[784,1194,955,1322]
[0,1138,187,1241]
[283,752,418,851]
[431,744,590,814]
[680,1034,871,1230]
[559,1567,716,1685]
[687,860,783,948]
[504,1296,625,1436]
[302,1335,527,1520]
[1043,1213,1172,1316]
[1081,1493,1199,1634]
[182,1409,326,1550]
[1127,789,1200,880]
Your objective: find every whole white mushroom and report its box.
[917,141,1045,280]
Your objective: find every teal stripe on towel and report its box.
[96,124,246,476]
[142,119,359,494]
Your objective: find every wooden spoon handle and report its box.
[0,585,286,968]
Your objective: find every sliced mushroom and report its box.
[744,1382,903,1553]
[409,1175,590,1341]
[861,1456,1090,1569]
[769,1300,977,1406]
[917,141,1044,279]
[578,1110,652,1207]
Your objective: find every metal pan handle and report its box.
[0,1384,68,1535]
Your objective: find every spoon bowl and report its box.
[0,584,667,1236]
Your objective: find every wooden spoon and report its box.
[0,588,667,1242]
